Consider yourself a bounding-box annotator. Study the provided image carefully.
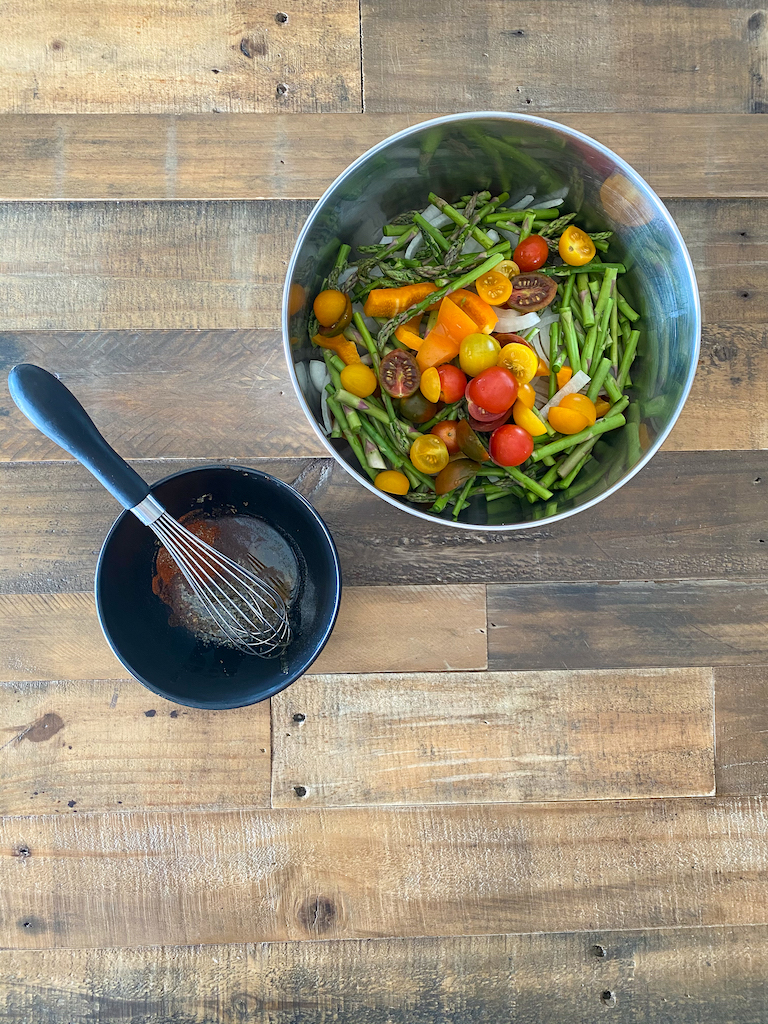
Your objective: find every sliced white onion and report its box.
[493,309,541,333]
[536,310,560,328]
[378,234,390,245]
[309,359,329,393]
[320,390,332,434]
[535,198,564,209]
[511,194,534,210]
[421,203,444,224]
[539,370,591,421]
[530,326,550,365]
[486,228,500,243]
[405,232,423,259]
[294,361,309,394]
[536,187,569,204]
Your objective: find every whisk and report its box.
[8,364,291,657]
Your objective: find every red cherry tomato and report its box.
[489,424,534,466]
[431,419,461,454]
[513,234,549,272]
[466,398,504,423]
[437,364,467,403]
[466,366,519,414]
[469,408,514,432]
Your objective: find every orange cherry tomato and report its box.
[560,393,597,426]
[548,405,589,434]
[313,289,348,328]
[558,225,596,266]
[410,434,450,475]
[516,382,537,408]
[556,366,573,391]
[475,270,513,307]
[431,419,461,454]
[375,470,410,495]
[448,290,498,335]
[288,283,306,317]
[512,400,547,437]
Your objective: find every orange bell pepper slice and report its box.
[436,296,479,345]
[416,327,461,372]
[395,326,425,350]
[535,357,549,377]
[363,284,439,318]
[447,289,498,334]
[312,333,361,365]
[556,366,573,391]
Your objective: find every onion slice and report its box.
[539,370,592,420]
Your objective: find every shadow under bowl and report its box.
[95,465,341,709]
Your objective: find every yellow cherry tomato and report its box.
[516,382,537,409]
[459,333,501,376]
[409,434,450,475]
[313,289,349,327]
[558,226,596,267]
[594,397,611,418]
[498,342,538,384]
[340,362,377,399]
[560,393,597,426]
[556,366,573,391]
[375,470,410,495]
[548,405,589,434]
[475,270,513,306]
[495,259,520,279]
[512,399,547,437]
[420,366,441,403]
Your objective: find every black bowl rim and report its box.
[94,463,342,710]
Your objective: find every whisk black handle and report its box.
[8,364,151,510]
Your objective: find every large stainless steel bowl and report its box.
[282,112,700,531]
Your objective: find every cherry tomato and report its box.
[431,420,460,454]
[506,273,558,312]
[437,364,467,403]
[594,397,611,418]
[340,363,377,399]
[375,470,409,495]
[494,259,520,279]
[548,405,589,434]
[456,419,490,462]
[556,366,573,390]
[513,234,549,272]
[435,458,483,495]
[410,434,450,475]
[517,382,537,408]
[469,408,514,433]
[466,366,518,414]
[559,225,596,266]
[400,391,438,423]
[475,270,513,306]
[512,399,547,437]
[380,350,420,398]
[459,333,501,376]
[420,366,441,403]
[313,289,353,335]
[467,397,506,423]
[497,342,538,385]
[560,393,597,426]
[489,424,534,466]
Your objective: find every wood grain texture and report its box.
[271,667,714,806]
[0,113,764,200]
[0,678,271,816]
[0,0,361,114]
[0,331,320,461]
[0,323,762,462]
[0,587,487,683]
[2,797,768,948]
[0,200,313,330]
[488,580,768,673]
[0,198,758,328]
[715,667,768,797]
[2,925,768,1022]
[362,0,760,114]
[2,452,767,594]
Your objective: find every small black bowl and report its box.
[95,465,341,709]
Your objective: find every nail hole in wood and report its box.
[293,713,306,723]
[276,82,288,96]
[294,785,307,797]
[601,990,616,1007]
[275,12,288,22]
[591,943,606,957]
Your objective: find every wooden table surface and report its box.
[0,3,767,1021]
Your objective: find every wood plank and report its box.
[0,113,764,201]
[0,198,759,328]
[0,587,486,683]
[2,452,767,593]
[0,323,762,462]
[0,0,361,114]
[271,667,715,806]
[2,924,768,1022]
[2,797,768,948]
[0,330,320,461]
[487,580,768,673]
[715,667,768,797]
[362,0,760,114]
[0,677,271,816]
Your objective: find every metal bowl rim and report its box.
[282,110,701,532]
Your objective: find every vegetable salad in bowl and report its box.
[299,188,643,521]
